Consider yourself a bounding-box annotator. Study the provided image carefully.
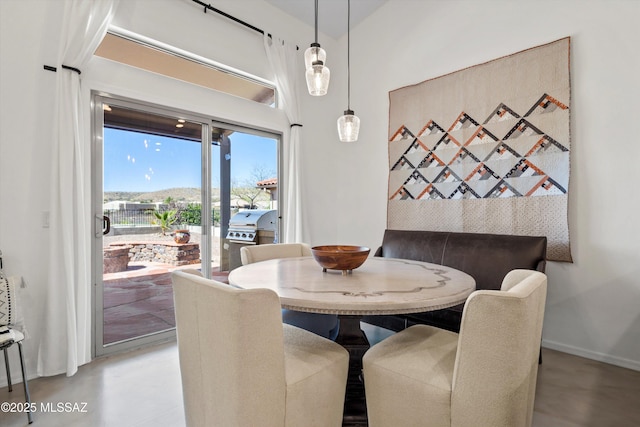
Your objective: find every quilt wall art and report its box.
[387,38,572,261]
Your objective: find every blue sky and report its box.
[104,128,277,192]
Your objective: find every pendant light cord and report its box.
[347,0,351,110]
[314,0,319,44]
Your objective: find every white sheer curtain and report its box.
[38,0,118,377]
[263,35,304,243]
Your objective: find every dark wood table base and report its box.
[336,315,370,426]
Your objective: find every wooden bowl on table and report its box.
[311,245,371,275]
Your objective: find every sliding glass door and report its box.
[212,122,279,272]
[92,94,280,356]
[93,95,211,355]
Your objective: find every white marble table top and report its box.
[228,256,476,315]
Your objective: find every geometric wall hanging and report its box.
[388,38,572,262]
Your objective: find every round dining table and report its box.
[228,256,476,426]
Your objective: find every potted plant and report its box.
[153,209,177,236]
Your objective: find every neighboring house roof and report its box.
[256,177,277,189]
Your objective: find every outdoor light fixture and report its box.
[337,0,360,141]
[305,0,330,96]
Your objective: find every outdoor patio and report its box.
[103,261,229,344]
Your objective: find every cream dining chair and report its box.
[239,242,312,265]
[171,269,349,427]
[240,243,340,340]
[363,269,547,427]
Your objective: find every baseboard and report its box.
[542,339,640,372]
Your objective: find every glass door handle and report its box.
[103,216,111,235]
[96,215,111,237]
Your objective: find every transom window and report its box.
[94,30,276,106]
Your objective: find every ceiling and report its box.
[263,0,387,39]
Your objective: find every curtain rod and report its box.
[43,64,82,74]
[191,0,298,49]
[192,0,266,36]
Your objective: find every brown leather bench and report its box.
[362,229,547,333]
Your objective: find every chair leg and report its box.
[3,347,12,392]
[17,342,33,424]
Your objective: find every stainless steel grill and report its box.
[225,209,278,270]
[225,209,277,244]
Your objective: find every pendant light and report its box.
[305,0,330,96]
[337,0,360,142]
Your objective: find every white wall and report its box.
[0,0,59,386]
[1,0,638,387]
[331,0,639,369]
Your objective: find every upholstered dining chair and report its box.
[0,274,33,424]
[363,269,547,427]
[240,243,340,340]
[171,270,349,427]
[239,242,312,264]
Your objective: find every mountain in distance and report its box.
[104,187,221,203]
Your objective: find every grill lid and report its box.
[228,209,277,229]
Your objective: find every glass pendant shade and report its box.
[304,43,326,69]
[305,61,330,96]
[337,109,360,142]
